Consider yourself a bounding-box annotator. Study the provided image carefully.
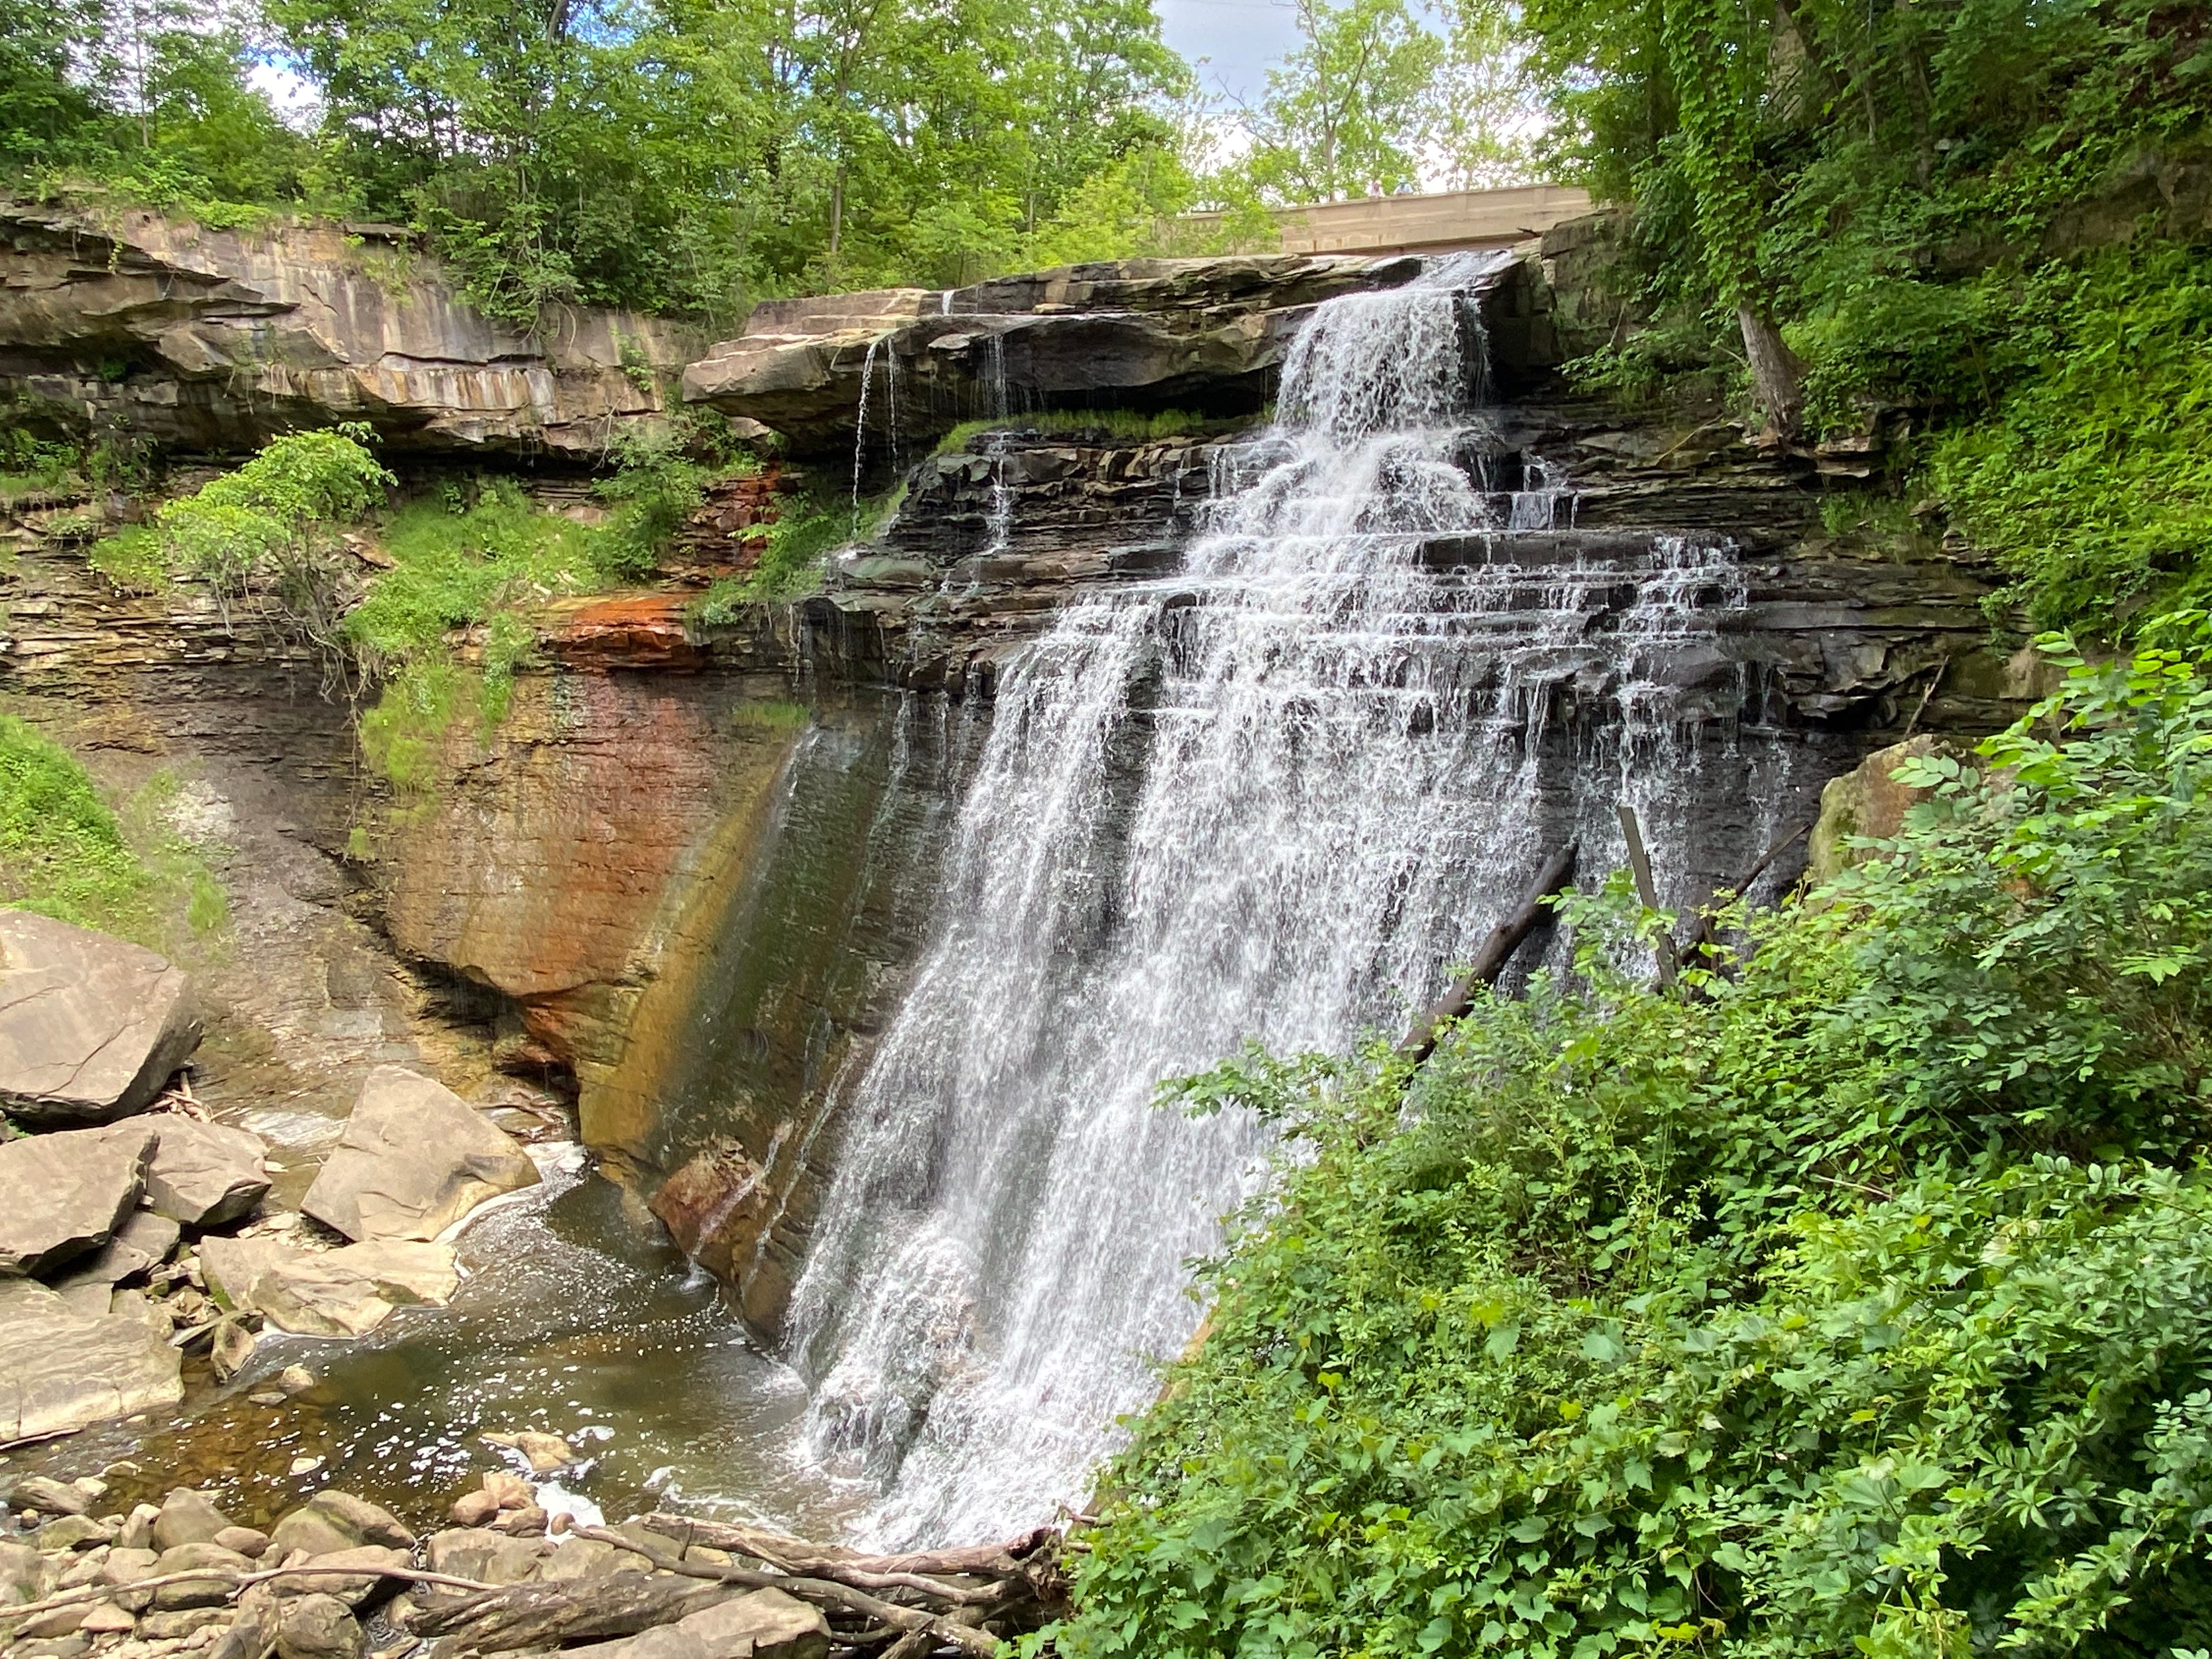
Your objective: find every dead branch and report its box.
[1396,840,1579,1066]
[559,1526,1003,1659]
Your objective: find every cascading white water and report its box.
[787,255,1780,1547]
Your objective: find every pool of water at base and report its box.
[5,1149,870,1539]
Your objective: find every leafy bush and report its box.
[1058,624,2212,1658]
[144,424,391,644]
[344,479,600,669]
[1921,249,2212,630]
[691,484,894,623]
[592,425,754,580]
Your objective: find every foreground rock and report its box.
[0,913,201,1128]
[0,1278,183,1442]
[0,1122,159,1277]
[0,1482,1061,1659]
[142,1117,272,1227]
[1807,735,1973,882]
[301,1066,538,1243]
[47,1210,182,1300]
[568,1587,830,1659]
[200,1234,459,1336]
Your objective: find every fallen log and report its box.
[1615,806,1677,990]
[408,1567,739,1650]
[637,1514,1014,1605]
[568,1526,1004,1658]
[1396,841,1579,1066]
[642,1511,1058,1593]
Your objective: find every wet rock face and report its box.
[0,206,698,455]
[683,253,1427,453]
[808,410,2015,742]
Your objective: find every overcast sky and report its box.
[1154,0,1307,110]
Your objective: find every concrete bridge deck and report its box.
[1183,183,1594,256]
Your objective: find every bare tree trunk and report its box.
[1737,303,1805,439]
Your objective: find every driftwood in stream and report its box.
[1396,841,1579,1066]
[407,1568,740,1649]
[403,1517,1064,1659]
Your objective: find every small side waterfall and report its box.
[786,256,1797,1546]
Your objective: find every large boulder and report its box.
[200,1235,459,1337]
[0,912,201,1128]
[0,1278,184,1441]
[0,1121,158,1276]
[48,1209,182,1295]
[144,1118,271,1227]
[302,1067,537,1243]
[565,1588,830,1659]
[1807,736,1971,884]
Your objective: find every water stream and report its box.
[784,256,1802,1545]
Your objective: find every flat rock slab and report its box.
[200,1235,458,1337]
[568,1588,831,1659]
[144,1117,270,1227]
[48,1209,181,1294]
[0,1122,157,1277]
[0,912,201,1128]
[0,1278,184,1444]
[302,1066,537,1243]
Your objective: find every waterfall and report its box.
[786,255,1784,1547]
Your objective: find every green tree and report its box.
[1237,0,1443,204]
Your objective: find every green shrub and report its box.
[931,407,1212,457]
[1058,623,2212,1658]
[691,483,892,623]
[84,525,167,592]
[356,656,467,794]
[344,479,601,670]
[1922,247,2212,631]
[0,718,224,947]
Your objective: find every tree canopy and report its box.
[5,0,1546,323]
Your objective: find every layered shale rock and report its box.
[683,253,1431,452]
[0,205,698,455]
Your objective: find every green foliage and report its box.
[1920,248,2212,630]
[0,426,83,504]
[83,524,166,592]
[1519,0,2212,623]
[356,655,466,794]
[1060,627,2212,1657]
[153,424,391,639]
[0,716,224,947]
[1237,0,1443,203]
[344,478,597,669]
[931,408,1215,456]
[592,425,755,581]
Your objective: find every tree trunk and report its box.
[1396,842,1579,1066]
[1737,303,1805,439]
